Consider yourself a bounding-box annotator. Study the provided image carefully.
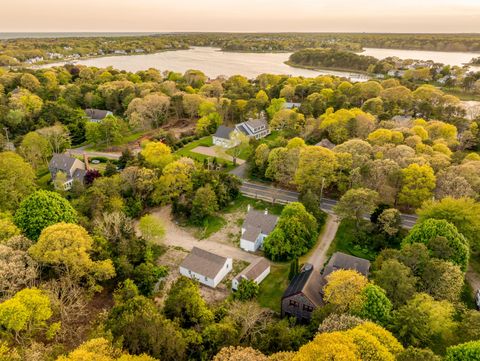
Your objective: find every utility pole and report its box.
[319,177,325,210]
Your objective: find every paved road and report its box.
[239,180,418,229]
[307,215,340,271]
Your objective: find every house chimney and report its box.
[264,208,268,215]
[83,153,90,171]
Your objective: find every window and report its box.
[204,276,208,281]
[303,304,314,312]
[289,300,299,308]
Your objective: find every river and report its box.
[42,46,480,80]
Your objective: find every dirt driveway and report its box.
[305,215,340,271]
[149,206,258,263]
[191,146,246,165]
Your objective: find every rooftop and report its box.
[323,252,371,278]
[180,247,229,279]
[49,153,83,173]
[282,264,324,307]
[85,108,111,120]
[245,118,268,130]
[213,125,234,140]
[234,258,270,283]
[242,208,278,236]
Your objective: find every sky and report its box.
[2,0,480,33]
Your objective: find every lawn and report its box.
[226,143,253,161]
[175,136,235,170]
[327,219,377,261]
[224,195,284,216]
[87,130,145,151]
[258,262,290,313]
[193,215,227,240]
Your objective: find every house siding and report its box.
[180,257,232,288]
[232,264,271,290]
[281,294,317,323]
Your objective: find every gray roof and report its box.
[282,264,324,307]
[236,123,250,136]
[242,225,262,243]
[315,139,336,150]
[245,118,268,131]
[242,209,278,235]
[323,252,371,278]
[234,258,270,283]
[213,125,234,140]
[85,109,111,120]
[49,153,78,173]
[180,247,229,279]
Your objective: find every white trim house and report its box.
[240,206,279,252]
[232,257,270,291]
[179,247,232,288]
[212,117,270,148]
[48,154,87,190]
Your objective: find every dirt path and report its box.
[307,215,340,271]
[191,146,246,165]
[149,206,259,263]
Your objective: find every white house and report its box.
[282,102,302,110]
[48,154,87,190]
[240,206,279,252]
[179,247,232,288]
[235,118,270,140]
[212,125,237,148]
[232,257,270,291]
[85,109,113,123]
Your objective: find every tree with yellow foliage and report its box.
[323,269,368,312]
[141,141,173,169]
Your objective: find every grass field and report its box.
[327,219,377,261]
[258,262,289,313]
[175,136,235,170]
[224,195,284,215]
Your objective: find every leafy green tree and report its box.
[263,202,318,261]
[266,98,286,119]
[445,341,480,361]
[164,276,214,328]
[356,284,392,326]
[14,190,77,240]
[132,262,167,296]
[0,152,36,213]
[398,164,436,209]
[374,259,417,307]
[334,188,379,228]
[18,132,51,169]
[418,197,480,248]
[29,223,115,284]
[397,347,441,361]
[191,185,219,224]
[0,215,21,242]
[421,259,463,302]
[403,219,469,271]
[233,279,259,301]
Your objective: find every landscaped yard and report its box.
[327,219,377,261]
[175,136,235,170]
[258,262,289,313]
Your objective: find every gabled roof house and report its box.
[179,247,232,288]
[212,117,270,148]
[85,109,113,123]
[48,154,87,190]
[232,257,270,291]
[240,206,279,252]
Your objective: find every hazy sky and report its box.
[2,0,480,33]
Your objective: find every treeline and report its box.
[288,48,378,72]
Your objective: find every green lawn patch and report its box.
[226,143,253,161]
[224,195,284,215]
[327,219,377,261]
[258,262,289,313]
[175,136,235,170]
[192,215,227,240]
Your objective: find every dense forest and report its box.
[1,59,480,360]
[1,33,480,66]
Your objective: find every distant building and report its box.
[240,206,279,252]
[232,257,270,291]
[48,153,87,190]
[282,102,302,110]
[281,252,371,323]
[179,247,232,288]
[281,264,324,323]
[315,138,336,150]
[85,109,113,123]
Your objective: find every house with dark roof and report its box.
[85,109,113,123]
[281,264,324,323]
[179,247,232,288]
[281,252,371,323]
[48,154,87,190]
[315,138,336,150]
[232,257,270,291]
[240,205,279,252]
[235,118,270,140]
[212,125,236,148]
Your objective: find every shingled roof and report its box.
[85,108,111,121]
[180,247,229,279]
[234,258,270,283]
[323,252,371,278]
[282,264,324,307]
[242,209,278,235]
[213,125,234,140]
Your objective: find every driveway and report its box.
[191,146,246,165]
[149,206,259,263]
[306,215,340,271]
[67,145,122,160]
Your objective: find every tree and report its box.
[213,346,267,361]
[164,276,214,328]
[445,341,480,361]
[398,164,436,209]
[417,197,480,248]
[29,223,115,285]
[334,188,379,228]
[132,262,167,296]
[356,284,392,325]
[14,190,77,240]
[191,185,219,224]
[0,288,53,341]
[153,157,195,203]
[263,203,318,261]
[126,93,170,130]
[19,132,51,169]
[0,152,36,212]
[0,216,20,242]
[104,161,117,177]
[323,269,368,313]
[37,125,71,154]
[377,208,401,236]
[141,141,173,169]
[139,214,165,244]
[270,109,305,136]
[318,313,365,333]
[288,258,299,281]
[421,259,463,302]
[397,347,441,361]
[294,146,338,194]
[374,259,417,307]
[403,219,469,271]
[392,293,455,348]
[57,337,159,361]
[234,279,259,301]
